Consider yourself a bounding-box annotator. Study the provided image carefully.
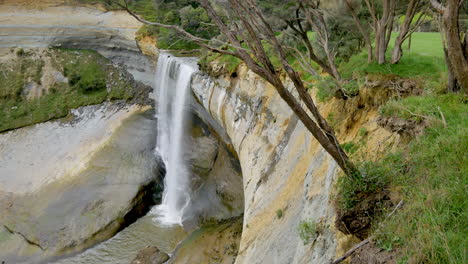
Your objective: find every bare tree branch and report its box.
[430,0,447,14]
[112,0,360,177]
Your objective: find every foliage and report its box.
[129,0,219,50]
[358,127,368,137]
[341,142,359,155]
[314,75,337,102]
[336,155,400,210]
[312,4,365,63]
[0,49,133,132]
[276,209,283,219]
[337,91,467,262]
[340,52,445,81]
[64,61,106,93]
[297,219,318,245]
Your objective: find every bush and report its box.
[297,219,318,245]
[276,209,283,219]
[336,155,402,210]
[341,142,359,155]
[65,62,106,93]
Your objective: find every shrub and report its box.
[65,62,106,93]
[16,48,25,56]
[297,219,317,245]
[358,127,368,137]
[276,209,283,219]
[341,142,359,155]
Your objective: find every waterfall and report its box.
[152,53,197,225]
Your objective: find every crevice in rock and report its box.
[253,114,299,197]
[3,225,45,251]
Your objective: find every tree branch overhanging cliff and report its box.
[112,0,360,178]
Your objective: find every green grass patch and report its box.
[0,49,133,132]
[341,141,359,155]
[338,91,467,263]
[340,33,446,81]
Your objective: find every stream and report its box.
[52,54,202,263]
[53,215,187,264]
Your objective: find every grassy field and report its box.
[340,32,446,80]
[389,32,444,58]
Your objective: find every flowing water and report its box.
[49,54,198,263]
[54,214,186,264]
[151,53,198,225]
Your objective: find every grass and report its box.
[337,92,467,263]
[340,33,446,80]
[376,93,467,263]
[0,48,133,132]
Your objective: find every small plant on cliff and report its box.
[276,209,283,219]
[340,142,359,155]
[297,219,318,245]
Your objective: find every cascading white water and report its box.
[152,53,197,225]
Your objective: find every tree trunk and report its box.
[344,0,373,63]
[391,0,420,64]
[444,47,461,92]
[408,34,412,50]
[377,29,387,64]
[376,0,394,64]
[441,0,468,93]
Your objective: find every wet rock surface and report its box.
[170,217,243,264]
[131,246,169,264]
[183,113,244,227]
[0,106,160,263]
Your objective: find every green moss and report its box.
[0,49,134,132]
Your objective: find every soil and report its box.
[377,116,427,138]
[335,191,393,240]
[350,241,398,264]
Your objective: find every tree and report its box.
[390,0,427,64]
[345,0,428,64]
[344,0,374,63]
[112,0,360,178]
[430,0,468,93]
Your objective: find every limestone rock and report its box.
[0,105,160,263]
[131,246,170,264]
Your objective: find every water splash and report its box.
[151,53,197,225]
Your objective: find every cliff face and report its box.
[0,0,155,86]
[191,66,340,263]
[191,65,398,263]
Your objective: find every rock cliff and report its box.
[191,64,398,263]
[0,0,155,86]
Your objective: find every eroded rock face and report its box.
[191,66,341,264]
[180,113,244,227]
[0,104,161,263]
[0,1,156,86]
[171,217,243,264]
